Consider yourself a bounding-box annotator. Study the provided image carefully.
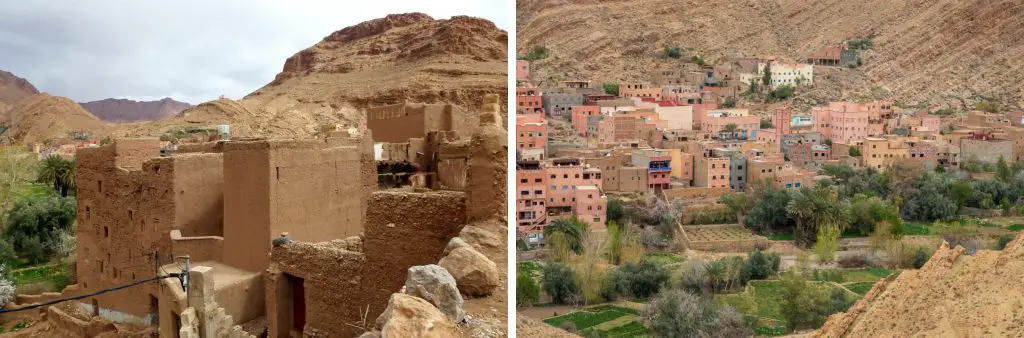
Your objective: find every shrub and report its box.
[848,147,861,157]
[837,252,872,268]
[778,271,830,330]
[541,263,578,304]
[722,97,737,108]
[4,195,76,264]
[665,46,682,59]
[769,85,796,101]
[996,235,1014,250]
[602,82,619,96]
[520,45,549,61]
[741,249,781,282]
[516,269,540,308]
[644,289,752,337]
[610,259,669,298]
[559,322,578,334]
[827,288,853,314]
[912,247,929,268]
[691,55,706,66]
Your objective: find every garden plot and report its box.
[679,224,769,252]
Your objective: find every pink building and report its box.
[812,101,892,144]
[516,114,547,160]
[516,160,547,229]
[632,149,672,193]
[571,105,600,136]
[517,87,543,114]
[701,112,760,139]
[516,60,530,81]
[574,186,607,227]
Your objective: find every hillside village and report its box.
[515,39,1024,336]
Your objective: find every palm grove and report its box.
[0,149,78,305]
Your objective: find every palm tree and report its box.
[786,186,851,248]
[544,217,588,254]
[703,261,726,292]
[37,155,75,197]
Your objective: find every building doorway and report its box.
[290,274,306,332]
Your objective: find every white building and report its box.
[758,61,814,89]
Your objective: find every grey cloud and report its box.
[0,0,508,104]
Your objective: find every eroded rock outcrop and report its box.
[404,264,466,323]
[813,233,1024,336]
[375,293,460,338]
[439,246,499,297]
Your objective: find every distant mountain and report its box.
[0,93,105,144]
[0,70,40,104]
[80,97,192,122]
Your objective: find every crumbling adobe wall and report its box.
[465,94,507,222]
[222,138,367,272]
[436,138,470,191]
[266,239,367,337]
[360,190,467,332]
[75,139,227,320]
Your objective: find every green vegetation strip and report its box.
[602,321,650,337]
[843,282,877,295]
[642,252,684,266]
[1008,224,1024,231]
[543,305,638,331]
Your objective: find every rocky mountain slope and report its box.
[812,232,1024,336]
[0,93,106,144]
[518,0,1024,110]
[115,13,508,139]
[80,97,191,122]
[0,70,40,104]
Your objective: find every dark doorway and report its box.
[91,299,99,317]
[286,273,306,333]
[149,295,159,326]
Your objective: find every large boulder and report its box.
[403,265,466,323]
[376,293,460,338]
[438,247,499,297]
[458,224,503,251]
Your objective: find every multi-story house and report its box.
[632,149,672,193]
[758,61,814,89]
[571,105,601,136]
[516,87,543,114]
[516,114,547,160]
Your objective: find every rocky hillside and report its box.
[813,232,1024,336]
[0,93,106,144]
[0,70,40,104]
[116,13,508,139]
[518,0,1024,110]
[80,97,191,122]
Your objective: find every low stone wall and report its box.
[170,230,224,262]
[678,224,769,252]
[47,306,115,337]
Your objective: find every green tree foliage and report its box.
[516,269,540,307]
[722,97,737,108]
[745,181,795,233]
[664,46,682,59]
[541,262,578,304]
[544,217,588,254]
[997,156,1012,182]
[605,197,625,224]
[0,148,38,225]
[848,147,861,157]
[741,249,781,282]
[846,38,873,50]
[519,45,549,61]
[723,123,738,133]
[691,55,706,66]
[720,192,754,225]
[950,181,972,213]
[778,271,830,330]
[760,117,773,129]
[644,289,752,338]
[610,259,669,299]
[848,195,900,235]
[786,185,852,248]
[912,247,929,268]
[762,62,772,87]
[602,82,619,96]
[901,173,958,221]
[37,155,75,197]
[4,195,76,264]
[768,85,796,101]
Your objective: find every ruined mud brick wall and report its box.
[222,139,366,272]
[266,240,367,337]
[360,190,467,330]
[465,95,507,222]
[75,139,225,321]
[436,137,470,191]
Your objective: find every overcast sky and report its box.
[0,1,508,104]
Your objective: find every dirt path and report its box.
[518,305,577,320]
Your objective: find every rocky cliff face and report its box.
[80,97,191,122]
[117,13,508,139]
[518,0,1024,109]
[812,232,1024,336]
[0,70,40,104]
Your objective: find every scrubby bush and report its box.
[836,252,872,268]
[559,322,578,334]
[541,263,578,304]
[610,259,669,299]
[644,289,752,337]
[912,247,929,268]
[516,270,540,308]
[603,82,619,96]
[519,45,549,61]
[4,195,76,264]
[996,235,1014,250]
[741,249,781,282]
[665,46,682,59]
